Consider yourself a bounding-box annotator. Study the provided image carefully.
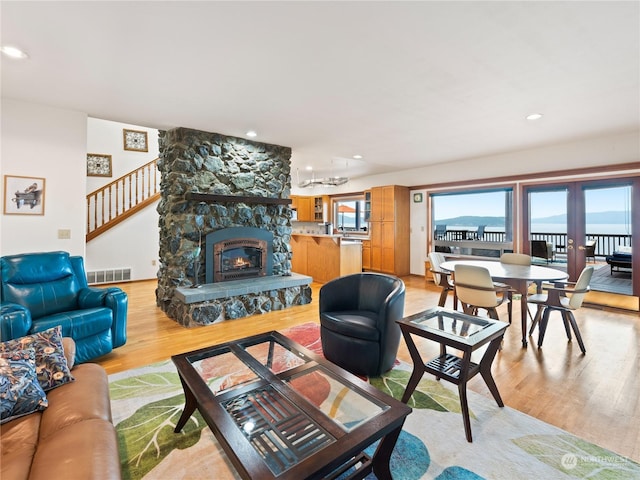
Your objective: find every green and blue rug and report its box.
[109,323,639,479]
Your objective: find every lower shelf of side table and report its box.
[425,353,479,383]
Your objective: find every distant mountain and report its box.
[435,211,630,226]
[434,216,504,227]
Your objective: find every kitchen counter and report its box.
[291,233,363,283]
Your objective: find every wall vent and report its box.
[87,268,131,285]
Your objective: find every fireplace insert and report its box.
[206,227,274,283]
[213,238,267,282]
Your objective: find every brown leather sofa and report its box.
[1,338,121,480]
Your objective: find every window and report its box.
[334,196,368,233]
[431,188,513,256]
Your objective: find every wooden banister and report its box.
[86,158,160,241]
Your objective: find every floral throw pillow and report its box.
[0,348,48,424]
[0,326,74,391]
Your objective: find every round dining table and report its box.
[440,259,569,347]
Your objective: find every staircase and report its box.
[86,158,160,241]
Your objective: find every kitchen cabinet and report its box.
[291,195,314,222]
[291,195,330,223]
[366,185,409,276]
[362,239,371,270]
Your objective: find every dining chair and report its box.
[428,251,457,309]
[500,252,533,323]
[527,266,594,354]
[453,264,511,321]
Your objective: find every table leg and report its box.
[479,336,505,407]
[458,352,473,442]
[371,422,405,480]
[174,375,198,433]
[400,330,426,403]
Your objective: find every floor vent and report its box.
[87,268,132,285]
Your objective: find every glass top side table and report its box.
[397,307,508,442]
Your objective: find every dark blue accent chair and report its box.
[0,251,127,363]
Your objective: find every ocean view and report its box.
[445,224,632,235]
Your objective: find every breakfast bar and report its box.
[290,233,363,283]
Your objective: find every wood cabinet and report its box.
[366,185,410,276]
[291,195,330,223]
[362,239,371,270]
[291,195,314,221]
[290,234,362,283]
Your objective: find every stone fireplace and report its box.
[155,128,312,327]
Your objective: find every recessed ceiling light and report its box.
[525,113,543,121]
[353,154,363,159]
[1,45,29,59]
[305,166,313,171]
[246,130,257,137]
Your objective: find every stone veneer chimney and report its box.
[155,127,311,326]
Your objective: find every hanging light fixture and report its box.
[297,159,349,188]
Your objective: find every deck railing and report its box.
[86,158,160,241]
[437,230,632,257]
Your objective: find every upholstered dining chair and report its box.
[428,251,457,310]
[453,264,511,321]
[319,272,405,377]
[500,252,533,322]
[527,266,594,354]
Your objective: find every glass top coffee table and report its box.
[397,307,509,442]
[172,331,411,480]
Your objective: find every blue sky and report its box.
[434,185,632,219]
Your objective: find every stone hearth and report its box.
[155,127,312,327]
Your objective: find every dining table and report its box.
[439,259,569,347]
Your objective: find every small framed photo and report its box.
[4,175,46,215]
[87,153,112,177]
[123,129,148,152]
[413,193,423,203]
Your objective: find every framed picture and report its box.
[87,153,112,177]
[3,175,46,215]
[123,129,148,152]
[413,193,423,203]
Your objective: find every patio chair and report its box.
[434,224,447,240]
[531,240,554,263]
[472,225,486,240]
[584,239,597,263]
[527,266,594,354]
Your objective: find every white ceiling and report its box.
[2,1,639,181]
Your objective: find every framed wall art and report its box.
[3,175,46,215]
[413,192,423,203]
[87,153,112,177]
[123,129,148,152]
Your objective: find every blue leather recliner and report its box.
[0,251,127,363]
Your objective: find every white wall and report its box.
[85,118,160,280]
[1,99,87,256]
[3,98,638,280]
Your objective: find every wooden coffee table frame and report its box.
[172,331,411,480]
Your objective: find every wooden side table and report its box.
[397,307,508,442]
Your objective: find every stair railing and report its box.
[86,158,160,241]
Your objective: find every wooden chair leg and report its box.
[529,306,543,335]
[537,308,552,348]
[566,312,586,354]
[561,312,572,340]
[438,288,448,307]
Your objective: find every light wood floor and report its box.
[97,276,640,463]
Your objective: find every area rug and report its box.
[109,323,640,480]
